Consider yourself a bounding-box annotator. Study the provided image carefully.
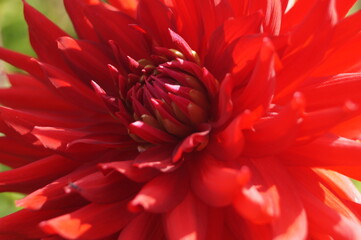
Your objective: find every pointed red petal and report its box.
[41,201,135,240]
[23,1,70,71]
[0,154,78,193]
[63,0,100,41]
[128,168,188,213]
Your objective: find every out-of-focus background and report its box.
[0,0,360,217]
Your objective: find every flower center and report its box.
[124,48,211,145]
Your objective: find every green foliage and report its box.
[0,164,24,217]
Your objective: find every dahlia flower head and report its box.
[0,0,361,239]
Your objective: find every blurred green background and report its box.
[0,0,360,217]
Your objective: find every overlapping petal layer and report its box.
[0,0,360,239]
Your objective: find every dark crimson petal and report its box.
[133,145,176,172]
[0,74,80,111]
[41,201,135,240]
[23,1,71,72]
[128,121,177,144]
[168,29,198,63]
[137,0,175,47]
[0,107,86,135]
[66,171,140,203]
[34,62,107,112]
[0,208,74,239]
[118,213,164,240]
[0,154,79,193]
[99,160,159,183]
[17,164,97,210]
[85,4,149,59]
[57,36,117,94]
[0,47,43,77]
[63,0,100,41]
[170,0,204,52]
[171,124,211,163]
[0,136,48,167]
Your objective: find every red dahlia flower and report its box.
[0,0,361,239]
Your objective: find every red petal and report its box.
[66,171,140,203]
[289,167,361,239]
[23,1,70,72]
[108,0,138,17]
[335,0,358,18]
[170,0,204,52]
[0,154,78,193]
[283,134,361,169]
[137,0,174,47]
[251,158,307,239]
[312,33,361,76]
[209,111,255,161]
[35,62,106,112]
[243,93,304,156]
[85,4,149,59]
[191,152,250,207]
[164,192,208,240]
[302,73,361,110]
[233,183,276,224]
[128,121,177,144]
[248,0,282,34]
[41,201,135,240]
[226,208,273,239]
[118,213,164,240]
[63,0,100,41]
[205,13,263,79]
[57,37,117,94]
[128,167,188,213]
[0,208,73,239]
[172,124,210,162]
[0,48,42,77]
[314,169,361,204]
[168,29,197,63]
[0,136,47,168]
[0,74,78,111]
[233,38,276,114]
[298,101,358,140]
[17,165,97,210]
[99,160,159,183]
[133,145,177,172]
